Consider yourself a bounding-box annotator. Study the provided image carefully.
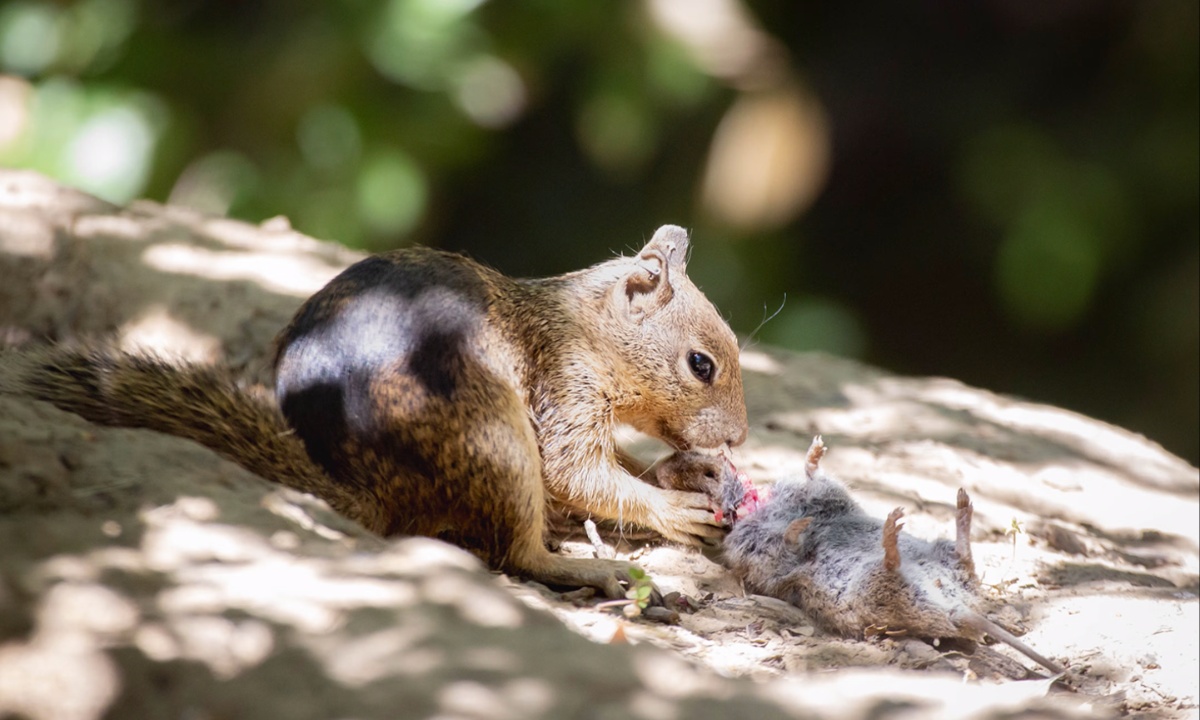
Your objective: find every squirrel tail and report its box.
[4,344,365,523]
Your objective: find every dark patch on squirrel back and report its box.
[278,382,349,474]
[408,326,470,400]
[274,250,493,477]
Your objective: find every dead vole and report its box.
[721,436,1064,674]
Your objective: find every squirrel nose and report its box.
[728,424,748,448]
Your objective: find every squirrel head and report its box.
[603,225,749,451]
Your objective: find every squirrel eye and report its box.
[687,351,715,384]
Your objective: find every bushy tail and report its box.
[3,345,364,523]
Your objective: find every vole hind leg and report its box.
[883,507,905,571]
[955,488,976,576]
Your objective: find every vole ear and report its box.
[622,225,690,320]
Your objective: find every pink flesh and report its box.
[716,457,769,522]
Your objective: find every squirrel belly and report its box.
[7,226,749,598]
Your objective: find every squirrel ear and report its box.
[637,225,690,273]
[622,248,673,320]
[620,225,690,321]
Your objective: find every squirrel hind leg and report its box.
[493,438,646,599]
[366,371,640,600]
[507,540,645,600]
[497,453,646,599]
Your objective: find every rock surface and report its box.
[1,170,1196,720]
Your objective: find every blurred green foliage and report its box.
[0,0,1196,463]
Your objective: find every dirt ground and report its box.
[522,364,1200,718]
[1,170,1197,719]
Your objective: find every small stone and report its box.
[642,606,680,625]
[661,591,700,613]
[59,447,84,470]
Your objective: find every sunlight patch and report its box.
[141,242,344,297]
[118,306,221,363]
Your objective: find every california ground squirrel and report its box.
[8,225,748,598]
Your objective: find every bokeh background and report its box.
[0,0,1196,463]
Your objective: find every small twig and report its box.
[584,518,616,559]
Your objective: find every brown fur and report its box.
[6,226,748,599]
[1,348,366,520]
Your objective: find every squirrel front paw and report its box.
[649,487,727,547]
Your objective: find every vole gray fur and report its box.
[722,436,1064,674]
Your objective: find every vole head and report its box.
[603,225,748,451]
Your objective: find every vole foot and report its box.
[804,435,826,477]
[883,507,905,571]
[955,488,976,575]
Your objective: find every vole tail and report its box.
[3,344,363,521]
[955,610,1065,675]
